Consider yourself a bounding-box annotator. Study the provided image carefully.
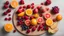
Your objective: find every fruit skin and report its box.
[31,19,37,26]
[51,6,59,14]
[33,8,38,14]
[56,14,62,21]
[46,18,53,26]
[25,19,30,26]
[18,12,25,17]
[45,0,51,6]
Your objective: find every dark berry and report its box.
[37,6,41,10]
[7,8,11,13]
[30,16,35,19]
[29,25,33,29]
[5,1,9,5]
[26,29,30,33]
[45,0,51,6]
[16,16,21,20]
[40,14,43,17]
[27,5,31,8]
[3,4,8,9]
[24,16,29,20]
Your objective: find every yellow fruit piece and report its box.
[50,22,58,29]
[11,0,18,8]
[31,19,37,26]
[46,18,53,26]
[33,13,39,18]
[18,12,25,17]
[48,27,58,34]
[56,14,62,21]
[4,23,13,32]
[25,9,33,16]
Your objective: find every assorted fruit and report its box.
[2,0,62,35]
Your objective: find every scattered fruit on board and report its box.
[2,0,62,35]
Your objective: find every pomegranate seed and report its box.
[41,2,44,5]
[31,5,34,9]
[3,4,8,9]
[32,27,36,32]
[33,8,38,14]
[53,19,56,22]
[5,1,9,5]
[8,17,11,21]
[19,6,22,9]
[4,18,8,21]
[27,5,30,8]
[46,8,49,11]
[45,0,51,6]
[30,16,34,19]
[7,8,11,13]
[13,30,16,33]
[24,16,29,20]
[45,26,48,30]
[26,29,30,33]
[31,3,34,5]
[8,14,11,16]
[19,0,25,4]
[23,5,26,8]
[29,25,33,29]
[40,14,43,17]
[37,6,41,10]
[37,27,41,31]
[3,12,7,15]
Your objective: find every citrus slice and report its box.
[18,12,25,17]
[46,18,53,26]
[33,13,39,18]
[4,23,13,32]
[31,19,37,26]
[25,20,30,26]
[25,9,33,16]
[11,0,18,8]
[37,17,44,23]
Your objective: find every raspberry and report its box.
[19,0,25,4]
[8,17,11,21]
[33,8,38,14]
[31,27,36,32]
[27,5,31,8]
[7,8,11,13]
[4,18,8,21]
[26,29,30,33]
[45,0,51,6]
[3,4,8,9]
[5,1,9,5]
[52,6,59,14]
[31,3,34,5]
[31,5,34,9]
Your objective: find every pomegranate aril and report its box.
[45,0,51,6]
[7,8,11,13]
[5,1,9,5]
[41,2,44,5]
[31,5,34,9]
[23,5,26,8]
[8,17,11,21]
[27,5,31,8]
[32,27,36,32]
[33,8,38,14]
[19,6,22,9]
[31,3,34,5]
[3,4,8,9]
[26,29,30,33]
[3,12,7,15]
[8,14,11,16]
[30,16,34,19]
[4,18,8,21]
[19,0,25,4]
[53,19,56,22]
[13,30,16,33]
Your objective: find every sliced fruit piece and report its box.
[50,22,58,29]
[11,0,18,8]
[46,18,53,26]
[4,23,13,32]
[33,13,39,18]
[25,19,30,26]
[56,14,62,21]
[25,9,33,16]
[48,27,58,34]
[37,17,44,24]
[31,19,37,26]
[18,12,25,17]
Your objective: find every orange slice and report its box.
[11,0,18,8]
[33,13,39,18]
[31,19,37,26]
[18,12,25,17]
[4,23,13,32]
[25,9,33,16]
[46,18,53,26]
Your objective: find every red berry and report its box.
[37,27,41,31]
[13,30,16,33]
[53,19,56,22]
[30,16,34,19]
[3,4,8,9]
[32,27,36,32]
[23,5,26,8]
[17,20,23,26]
[46,8,49,11]
[41,2,44,5]
[4,18,8,21]
[5,1,9,5]
[45,0,51,5]
[31,5,34,9]
[16,16,21,20]
[8,14,11,16]
[26,29,30,33]
[24,16,29,20]
[41,9,45,13]
[41,28,44,31]
[29,25,33,29]
[31,3,34,5]
[7,8,11,13]
[45,26,48,30]
[19,0,25,4]
[8,17,11,21]
[33,8,38,14]
[42,23,46,26]
[37,6,41,10]
[19,6,22,9]
[17,9,22,13]
[40,14,43,17]
[3,12,7,15]
[27,5,31,8]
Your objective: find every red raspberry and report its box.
[26,29,30,33]
[19,0,25,4]
[31,5,34,9]
[32,27,36,32]
[7,8,11,13]
[41,2,44,5]
[27,5,31,8]
[45,0,51,6]
[8,17,11,21]
[3,12,7,15]
[31,3,34,5]
[3,4,8,9]
[4,18,8,21]
[33,8,38,14]
[5,1,9,5]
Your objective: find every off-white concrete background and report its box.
[0,0,64,36]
